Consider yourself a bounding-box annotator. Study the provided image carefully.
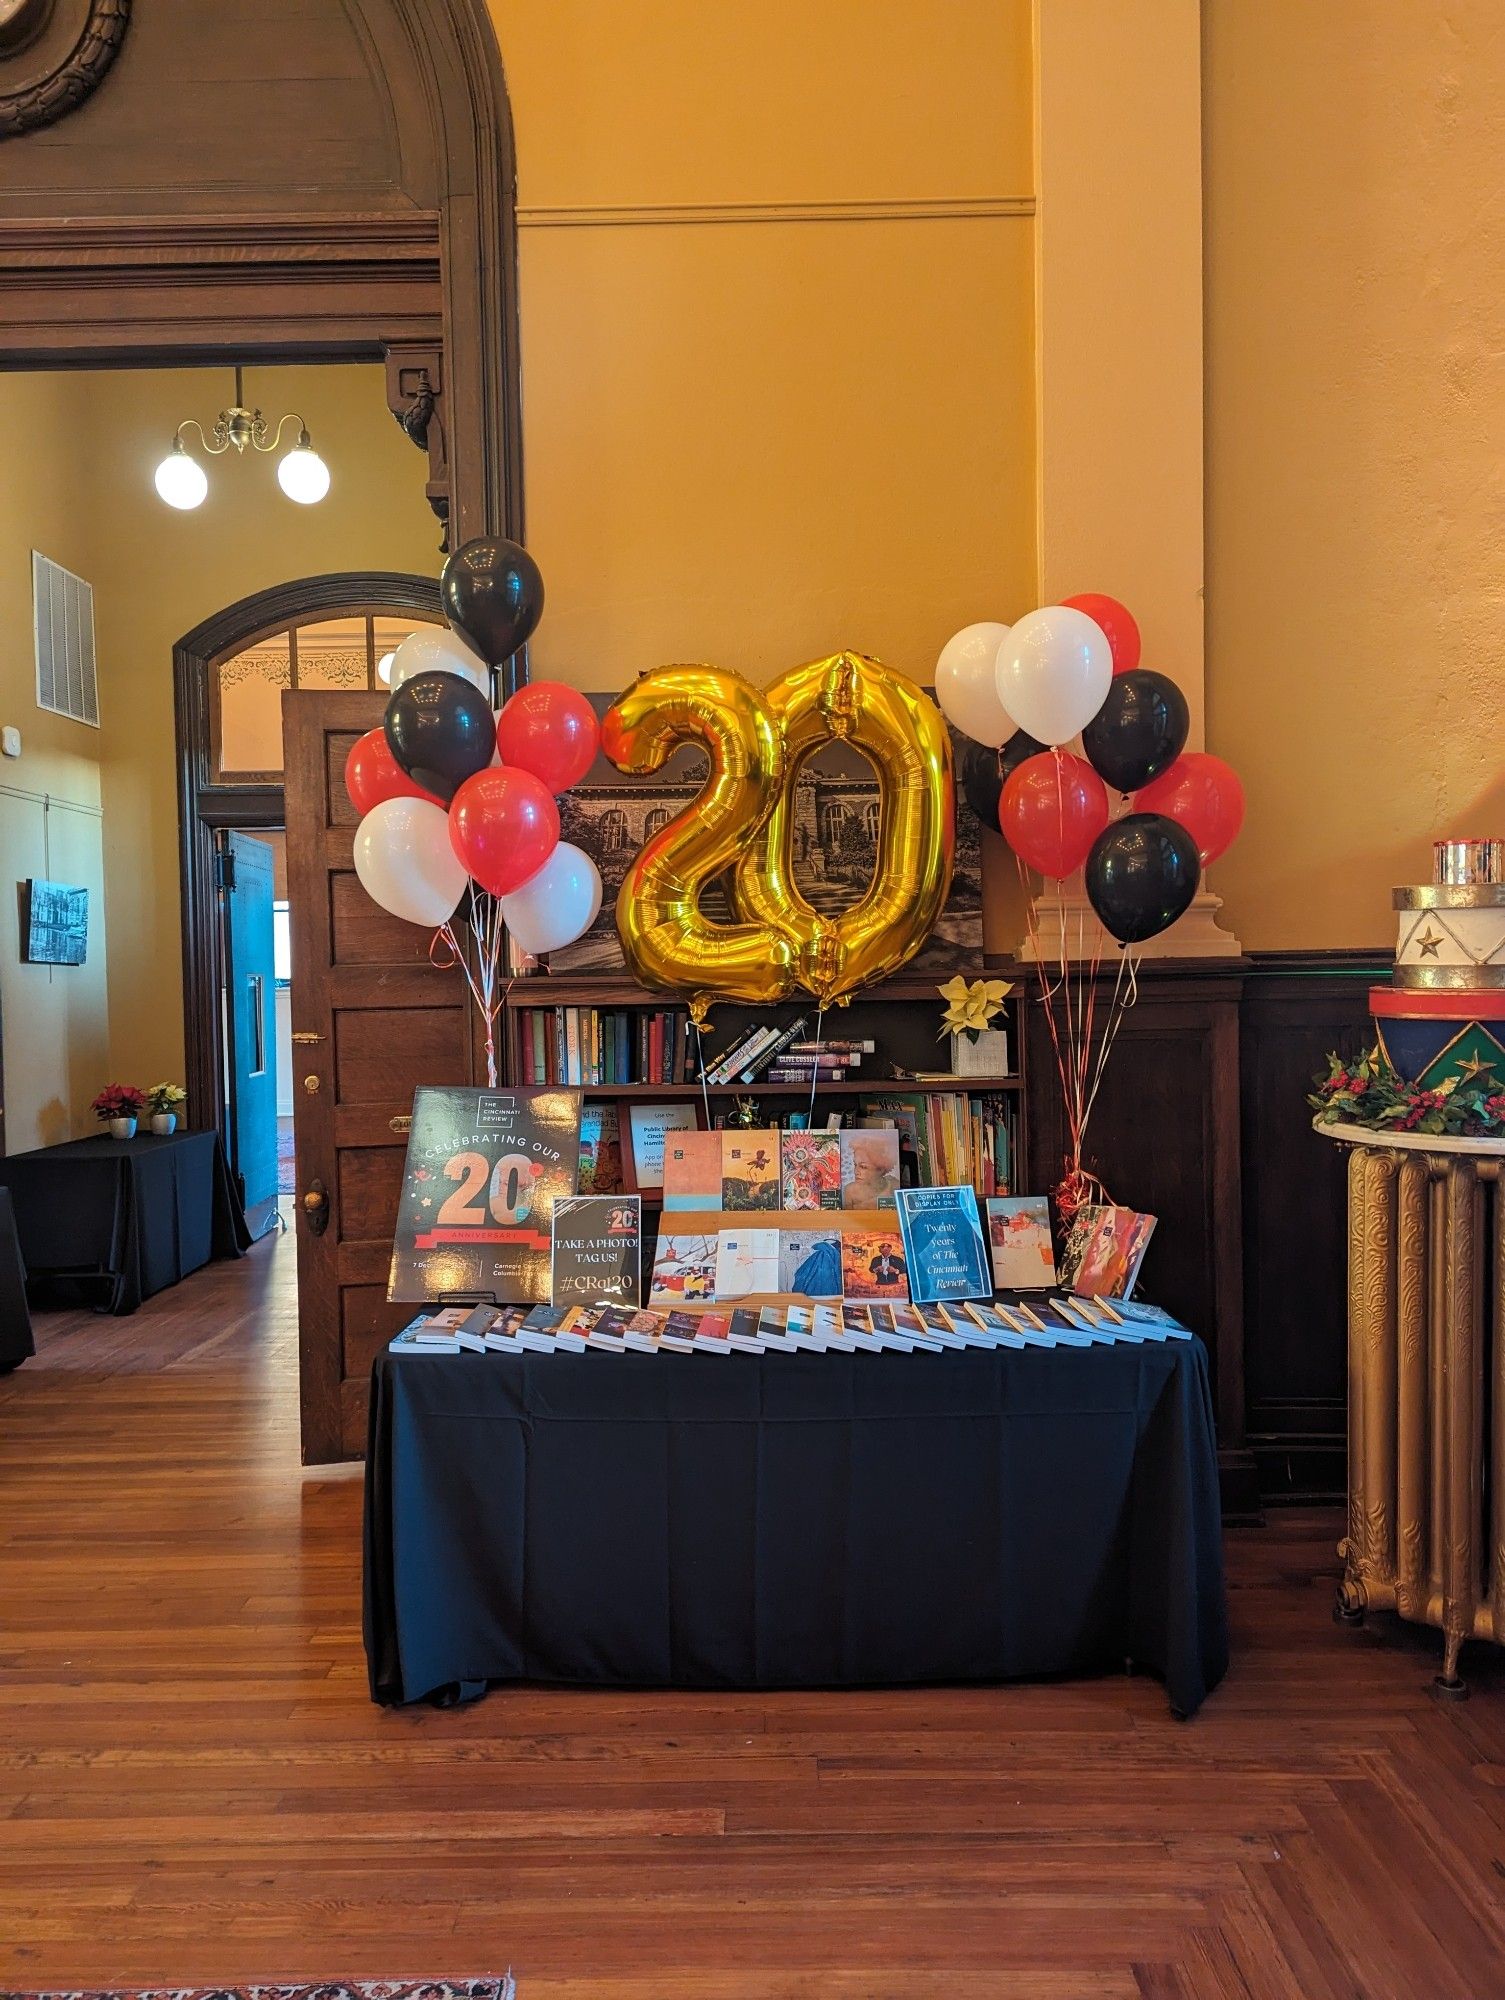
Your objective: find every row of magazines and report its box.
[392,1292,1191,1358]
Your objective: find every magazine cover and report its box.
[662,1129,723,1210]
[551,1194,642,1308]
[777,1227,843,1297]
[780,1130,842,1210]
[1058,1204,1158,1298]
[839,1129,901,1210]
[388,1085,582,1304]
[578,1103,623,1195]
[714,1228,781,1300]
[895,1186,991,1304]
[985,1196,1058,1290]
[722,1130,781,1209]
[840,1226,911,1301]
[648,1231,719,1305]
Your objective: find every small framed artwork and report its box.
[620,1098,705,1197]
[21,879,88,965]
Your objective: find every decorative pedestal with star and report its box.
[1373,872,1505,1087]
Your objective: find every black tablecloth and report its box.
[0,1130,250,1315]
[364,1338,1228,1718]
[0,1188,34,1370]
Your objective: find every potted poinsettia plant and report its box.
[938,975,1015,1079]
[146,1082,187,1136]
[92,1083,147,1140]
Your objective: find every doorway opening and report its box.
[181,590,445,1234]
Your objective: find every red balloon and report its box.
[999,751,1110,878]
[448,766,560,897]
[344,728,440,815]
[1061,593,1141,676]
[1134,752,1245,865]
[494,681,600,794]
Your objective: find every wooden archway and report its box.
[0,0,521,544]
[174,570,443,1140]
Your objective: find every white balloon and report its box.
[353,796,468,928]
[934,622,1015,747]
[995,605,1112,746]
[499,842,603,955]
[388,626,490,697]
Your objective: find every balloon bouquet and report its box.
[343,537,605,1085]
[935,595,1245,1219]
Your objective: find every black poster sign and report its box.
[551,1195,642,1308]
[388,1085,582,1304]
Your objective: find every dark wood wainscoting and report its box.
[1024,949,1387,1512]
[1240,953,1387,1502]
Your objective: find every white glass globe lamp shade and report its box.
[154,441,208,511]
[277,438,331,505]
[376,650,397,688]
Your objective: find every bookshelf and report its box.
[500,970,1029,1209]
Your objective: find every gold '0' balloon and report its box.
[736,652,955,1005]
[603,653,955,1010]
[601,666,798,1008]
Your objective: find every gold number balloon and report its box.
[601,666,798,1008]
[737,651,955,1006]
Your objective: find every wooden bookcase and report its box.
[500,971,1028,1213]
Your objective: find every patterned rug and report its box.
[3,1983,514,2000]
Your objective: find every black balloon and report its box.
[384,671,496,802]
[1084,812,1200,944]
[440,535,545,667]
[1081,669,1189,793]
[960,729,1045,832]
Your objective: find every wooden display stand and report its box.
[1321,1123,1505,1692]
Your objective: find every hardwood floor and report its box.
[3,1235,1503,1998]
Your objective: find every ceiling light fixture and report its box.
[153,366,331,511]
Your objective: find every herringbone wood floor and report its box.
[2,1233,1503,1998]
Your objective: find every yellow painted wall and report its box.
[497,0,1038,695]
[0,363,437,1135]
[1205,2,1505,947]
[0,376,111,1150]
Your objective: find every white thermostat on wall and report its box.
[0,726,20,758]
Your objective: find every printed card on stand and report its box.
[895,1186,991,1305]
[551,1195,642,1308]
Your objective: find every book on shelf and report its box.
[732,1014,813,1082]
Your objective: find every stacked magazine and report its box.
[390,1292,1192,1358]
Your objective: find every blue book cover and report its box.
[895,1186,991,1305]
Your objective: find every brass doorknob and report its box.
[303,1073,321,1094]
[301,1180,330,1236]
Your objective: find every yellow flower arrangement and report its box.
[938,975,1014,1043]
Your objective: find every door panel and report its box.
[284,692,475,1463]
[224,831,279,1229]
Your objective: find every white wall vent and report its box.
[32,551,99,727]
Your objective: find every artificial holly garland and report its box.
[1309,1048,1505,1139]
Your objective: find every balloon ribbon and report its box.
[431,886,507,1088]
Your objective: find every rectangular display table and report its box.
[364,1336,1228,1717]
[0,1130,250,1316]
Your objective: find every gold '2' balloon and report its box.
[601,666,799,1008]
[603,652,954,1009]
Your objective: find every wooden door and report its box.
[283,690,475,1463]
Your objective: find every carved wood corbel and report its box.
[385,340,451,552]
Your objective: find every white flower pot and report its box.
[150,1112,177,1136]
[108,1117,138,1140]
